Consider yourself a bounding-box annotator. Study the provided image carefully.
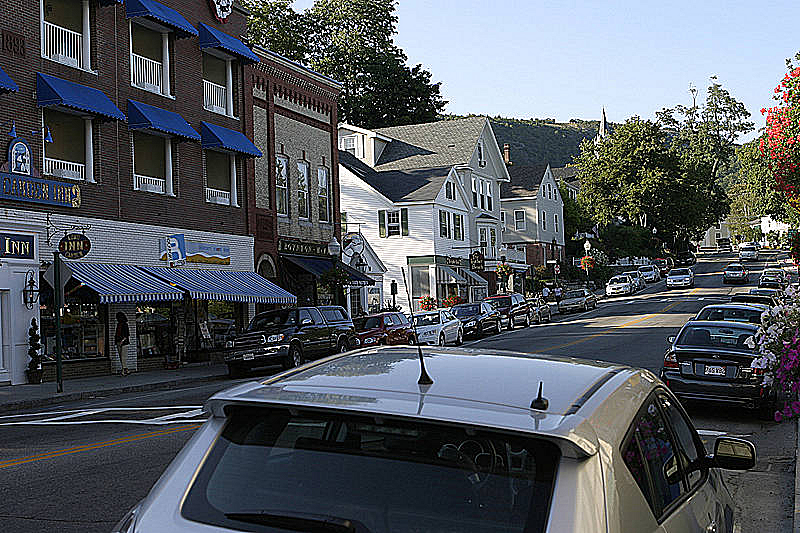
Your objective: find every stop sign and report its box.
[554,264,561,274]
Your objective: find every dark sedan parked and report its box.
[352,312,416,348]
[484,293,530,329]
[451,302,501,338]
[695,303,766,325]
[660,321,780,419]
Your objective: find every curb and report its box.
[0,372,228,413]
[795,417,800,533]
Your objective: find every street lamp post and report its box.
[327,237,343,306]
[583,240,592,289]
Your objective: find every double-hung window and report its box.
[479,227,488,256]
[479,181,486,210]
[453,214,463,240]
[340,134,364,158]
[500,211,506,230]
[439,210,450,239]
[472,177,478,207]
[387,210,401,236]
[318,167,330,223]
[378,209,408,237]
[486,182,493,211]
[489,228,497,258]
[514,210,525,231]
[541,210,547,231]
[445,181,455,200]
[297,160,310,220]
[554,213,559,233]
[275,155,288,216]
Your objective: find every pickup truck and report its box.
[224,306,355,376]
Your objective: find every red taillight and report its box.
[663,351,679,370]
[753,367,765,376]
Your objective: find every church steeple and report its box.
[595,107,609,145]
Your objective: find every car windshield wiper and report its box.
[225,510,359,533]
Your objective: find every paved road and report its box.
[0,252,794,532]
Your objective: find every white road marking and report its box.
[0,406,206,426]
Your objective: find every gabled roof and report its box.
[373,116,487,171]
[339,150,451,203]
[550,165,580,187]
[501,164,549,198]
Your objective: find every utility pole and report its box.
[53,251,63,393]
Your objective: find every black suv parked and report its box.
[225,306,355,376]
[484,293,531,330]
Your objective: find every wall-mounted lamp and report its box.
[22,270,40,309]
[31,127,53,143]
[8,120,16,137]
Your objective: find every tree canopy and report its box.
[243,0,447,129]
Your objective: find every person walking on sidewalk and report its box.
[542,285,551,302]
[115,312,130,376]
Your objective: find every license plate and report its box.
[705,365,725,376]
[243,354,255,361]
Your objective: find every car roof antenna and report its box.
[402,268,433,385]
[530,381,549,410]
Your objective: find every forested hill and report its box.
[444,115,603,167]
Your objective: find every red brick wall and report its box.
[0,0,253,235]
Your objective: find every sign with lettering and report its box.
[0,172,81,207]
[278,238,328,257]
[0,232,34,259]
[1,30,25,58]
[58,233,91,259]
[159,238,230,264]
[444,256,463,267]
[470,251,485,272]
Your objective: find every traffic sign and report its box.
[44,260,72,289]
[554,264,561,275]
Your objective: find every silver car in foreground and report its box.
[115,346,754,533]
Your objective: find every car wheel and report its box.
[456,329,463,346]
[534,311,541,325]
[507,316,514,331]
[584,302,590,311]
[287,343,303,368]
[338,338,350,353]
[408,335,416,345]
[227,363,245,378]
[438,333,446,346]
[495,320,502,333]
[524,313,531,327]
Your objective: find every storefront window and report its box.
[206,301,238,348]
[136,306,174,358]
[41,301,107,361]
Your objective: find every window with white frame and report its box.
[454,213,463,240]
[514,210,525,231]
[541,210,547,231]
[500,211,506,229]
[43,108,92,182]
[554,213,559,233]
[479,180,486,210]
[472,177,478,207]
[132,131,170,195]
[275,155,288,216]
[476,139,486,167]
[439,210,449,239]
[205,149,238,206]
[548,183,552,200]
[479,227,488,256]
[41,0,92,70]
[130,22,172,97]
[297,160,310,219]
[340,134,364,158]
[203,52,237,117]
[318,166,330,223]
[486,182,493,211]
[489,228,497,258]
[387,210,401,236]
[445,181,455,200]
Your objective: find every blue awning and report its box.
[67,262,184,303]
[0,65,18,93]
[197,23,259,64]
[127,100,200,141]
[125,0,197,38]
[200,122,262,157]
[36,73,125,121]
[99,0,122,5]
[142,267,297,304]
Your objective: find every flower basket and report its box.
[419,296,437,311]
[319,267,351,292]
[580,256,595,270]
[441,294,464,308]
[496,262,513,279]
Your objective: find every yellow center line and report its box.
[542,288,700,352]
[0,424,201,469]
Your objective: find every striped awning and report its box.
[143,267,296,304]
[67,262,184,303]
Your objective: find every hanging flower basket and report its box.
[580,255,595,270]
[441,294,464,308]
[496,262,513,279]
[319,267,350,292]
[419,295,438,311]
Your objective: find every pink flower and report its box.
[783,405,793,418]
[792,401,800,414]
[775,410,784,422]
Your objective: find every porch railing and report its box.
[203,79,227,115]
[42,20,84,69]
[134,174,165,194]
[130,52,163,93]
[44,157,85,181]
[205,187,230,205]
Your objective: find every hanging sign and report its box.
[470,250,485,272]
[1,138,81,208]
[208,0,232,22]
[58,233,91,259]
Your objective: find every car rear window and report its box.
[726,265,743,272]
[452,304,480,317]
[486,297,511,308]
[563,290,584,299]
[676,325,756,352]
[182,407,560,533]
[354,316,381,331]
[696,307,763,324]
[413,313,440,326]
[609,276,628,284]
[669,269,690,276]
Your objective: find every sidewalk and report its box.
[0,363,229,413]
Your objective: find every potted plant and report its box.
[26,318,44,384]
[441,294,464,308]
[419,296,437,311]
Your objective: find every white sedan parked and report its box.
[412,309,463,346]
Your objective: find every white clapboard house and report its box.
[338,117,513,311]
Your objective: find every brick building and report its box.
[248,48,372,307]
[0,0,293,384]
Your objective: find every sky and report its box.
[293,1,800,143]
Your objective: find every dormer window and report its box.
[445,181,455,200]
[340,134,364,158]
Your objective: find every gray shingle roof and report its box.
[501,164,549,198]
[373,116,487,171]
[339,150,451,203]
[550,165,579,187]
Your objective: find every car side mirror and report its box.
[301,318,313,326]
[708,437,756,470]
[668,336,676,343]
